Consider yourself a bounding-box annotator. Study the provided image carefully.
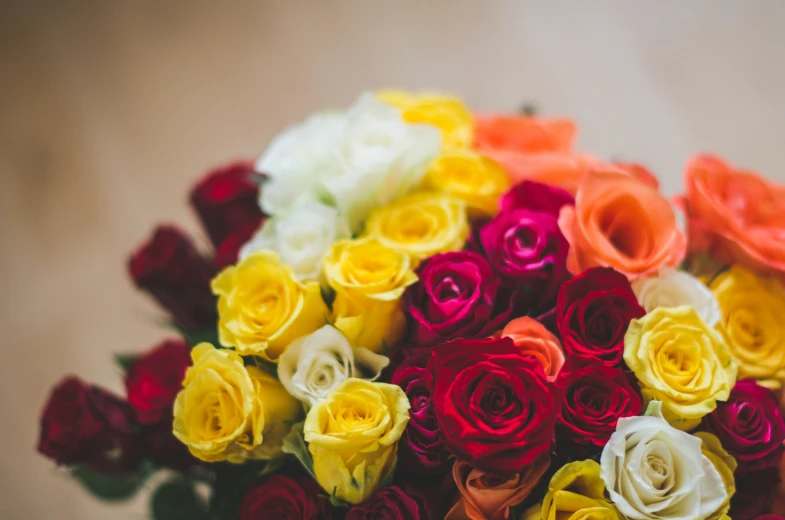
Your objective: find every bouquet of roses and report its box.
[38,90,785,520]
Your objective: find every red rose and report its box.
[238,475,331,520]
[189,160,265,249]
[346,485,424,520]
[428,337,557,474]
[499,180,574,216]
[556,267,645,366]
[731,468,780,520]
[554,357,642,458]
[128,226,217,331]
[126,339,190,424]
[214,221,260,268]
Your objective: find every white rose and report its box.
[239,201,349,283]
[277,325,389,406]
[631,267,721,327]
[600,401,727,520]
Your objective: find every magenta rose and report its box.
[125,339,190,424]
[346,485,432,520]
[702,378,785,473]
[499,180,575,216]
[402,251,513,346]
[238,475,331,520]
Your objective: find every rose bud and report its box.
[346,485,428,520]
[125,339,190,424]
[239,475,331,520]
[128,225,217,332]
[189,160,265,249]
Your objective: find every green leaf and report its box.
[180,326,220,347]
[70,461,154,502]
[281,422,316,479]
[151,478,206,520]
[114,353,138,373]
[258,457,286,478]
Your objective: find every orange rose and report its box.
[680,154,785,276]
[445,456,551,520]
[474,115,577,154]
[558,169,686,280]
[499,317,564,381]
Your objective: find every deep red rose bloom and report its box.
[214,221,260,268]
[428,337,558,474]
[238,475,331,520]
[125,339,190,424]
[189,160,265,249]
[556,267,644,366]
[730,468,780,520]
[128,225,217,331]
[554,357,642,458]
[346,485,422,520]
[702,379,785,473]
[499,180,575,217]
[402,251,514,346]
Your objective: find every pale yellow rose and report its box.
[323,238,417,352]
[624,305,737,430]
[422,146,510,219]
[377,90,474,147]
[711,265,785,389]
[694,431,737,520]
[362,191,469,264]
[536,460,620,520]
[173,343,301,463]
[211,250,328,361]
[303,378,410,504]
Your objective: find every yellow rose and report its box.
[323,238,417,352]
[536,460,620,520]
[173,343,301,463]
[377,90,474,147]
[694,432,737,520]
[362,191,469,264]
[211,250,328,361]
[303,378,410,504]
[624,305,737,430]
[422,146,510,219]
[711,266,785,389]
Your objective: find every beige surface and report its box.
[1,1,784,518]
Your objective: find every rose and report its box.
[702,378,785,473]
[363,191,469,264]
[625,305,737,430]
[428,337,558,473]
[731,468,780,520]
[499,317,565,381]
[140,420,195,470]
[378,90,474,147]
[240,200,350,283]
[694,432,737,520]
[277,325,389,406]
[473,114,576,156]
[711,266,785,388]
[125,339,190,424]
[214,221,259,268]
[600,402,728,520]
[345,485,424,520]
[323,237,418,352]
[402,251,512,346]
[556,267,645,367]
[499,179,575,216]
[189,160,265,248]
[304,378,410,504]
[554,358,642,458]
[558,169,686,280]
[211,250,328,361]
[445,456,550,520]
[173,344,300,462]
[631,267,721,327]
[128,225,217,332]
[421,147,510,219]
[239,475,331,520]
[680,154,785,275]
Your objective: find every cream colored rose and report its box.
[631,267,721,327]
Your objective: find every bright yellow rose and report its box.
[303,378,410,504]
[535,460,620,520]
[624,305,737,430]
[362,191,468,264]
[173,343,301,463]
[323,238,417,353]
[377,90,474,147]
[422,146,510,219]
[211,250,328,361]
[711,266,785,389]
[694,431,737,520]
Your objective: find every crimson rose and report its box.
[214,221,259,268]
[346,485,425,520]
[126,339,190,424]
[556,266,644,366]
[428,337,557,474]
[238,475,331,520]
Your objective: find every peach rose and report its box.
[499,317,564,381]
[445,456,551,520]
[558,169,686,281]
[680,154,785,276]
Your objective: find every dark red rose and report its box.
[428,337,558,474]
[346,486,422,520]
[189,160,265,249]
[731,468,780,520]
[556,267,645,366]
[402,251,514,346]
[238,475,330,520]
[702,379,785,473]
[753,516,785,520]
[214,221,260,268]
[554,357,643,458]
[390,350,450,474]
[128,225,217,331]
[126,339,190,424]
[499,180,574,216]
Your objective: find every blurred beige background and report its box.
[1,1,784,518]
